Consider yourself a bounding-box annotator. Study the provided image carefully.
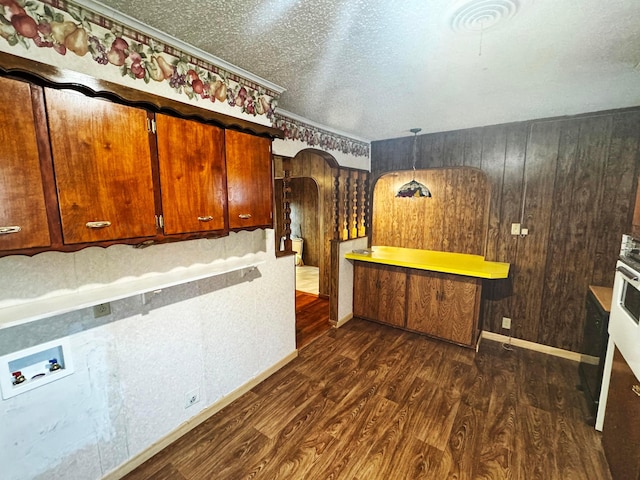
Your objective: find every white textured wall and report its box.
[0,230,296,480]
[337,237,369,324]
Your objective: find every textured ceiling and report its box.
[93,0,640,141]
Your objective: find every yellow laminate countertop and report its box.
[345,246,510,279]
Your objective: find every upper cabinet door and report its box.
[225,130,273,229]
[45,88,157,244]
[155,114,227,235]
[0,77,51,251]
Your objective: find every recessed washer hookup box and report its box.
[0,337,74,400]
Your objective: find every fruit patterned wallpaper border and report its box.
[0,0,278,119]
[1,0,370,157]
[273,112,370,158]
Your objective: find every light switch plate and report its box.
[511,223,521,235]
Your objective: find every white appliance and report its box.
[609,260,640,377]
[596,236,640,430]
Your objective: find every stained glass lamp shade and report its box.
[396,128,431,198]
[396,179,432,197]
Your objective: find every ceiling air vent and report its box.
[449,0,522,34]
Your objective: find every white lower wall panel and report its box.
[0,230,296,480]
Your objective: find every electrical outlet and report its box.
[185,388,200,409]
[511,223,521,235]
[93,302,111,318]
[502,317,512,329]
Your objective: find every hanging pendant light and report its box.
[396,128,432,198]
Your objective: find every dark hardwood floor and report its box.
[295,290,331,349]
[122,319,612,480]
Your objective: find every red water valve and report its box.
[12,371,26,385]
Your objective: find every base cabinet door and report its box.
[407,270,481,346]
[603,346,640,480]
[353,262,406,327]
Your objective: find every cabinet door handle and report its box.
[198,216,214,222]
[633,385,640,397]
[238,214,252,219]
[0,226,21,235]
[86,221,111,229]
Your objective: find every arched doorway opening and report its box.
[274,148,370,348]
[274,176,320,293]
[274,149,337,348]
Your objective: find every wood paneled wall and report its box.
[371,109,640,353]
[372,168,490,255]
[287,177,320,267]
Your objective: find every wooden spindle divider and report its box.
[343,172,350,240]
[281,156,292,252]
[351,171,359,239]
[333,169,340,241]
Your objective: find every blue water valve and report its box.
[48,358,61,371]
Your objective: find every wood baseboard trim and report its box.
[481,331,584,362]
[102,350,299,480]
[332,313,353,328]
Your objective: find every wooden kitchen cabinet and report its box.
[407,270,481,346]
[353,261,406,327]
[45,87,157,244]
[225,129,273,229]
[352,260,483,347]
[0,56,284,257]
[602,346,640,480]
[155,114,227,235]
[0,77,51,251]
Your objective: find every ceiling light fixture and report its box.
[396,128,431,198]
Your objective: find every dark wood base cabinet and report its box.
[603,347,640,480]
[353,262,406,328]
[353,261,482,347]
[407,269,481,346]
